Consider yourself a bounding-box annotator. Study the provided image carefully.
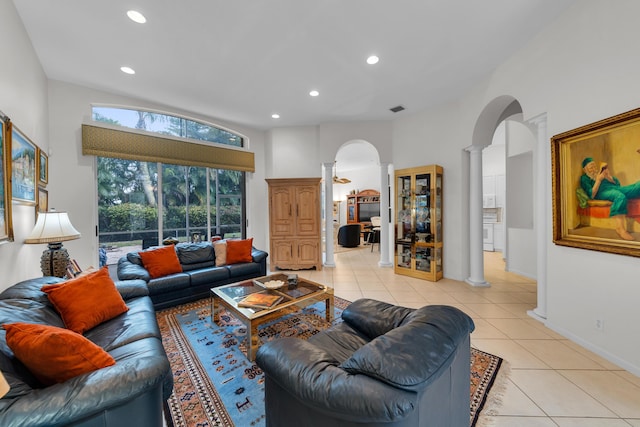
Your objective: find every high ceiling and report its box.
[13,0,574,131]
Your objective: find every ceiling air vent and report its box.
[389,105,405,113]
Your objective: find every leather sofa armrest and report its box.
[251,248,268,264]
[115,279,149,300]
[117,258,151,282]
[255,337,416,423]
[0,355,169,427]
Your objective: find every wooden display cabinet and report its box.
[346,189,380,225]
[266,178,322,271]
[394,165,443,281]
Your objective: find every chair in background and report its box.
[338,224,361,247]
[369,216,381,251]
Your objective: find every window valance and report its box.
[82,123,255,172]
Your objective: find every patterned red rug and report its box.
[157,297,503,427]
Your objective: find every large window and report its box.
[93,107,246,265]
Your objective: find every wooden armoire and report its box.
[266,178,322,271]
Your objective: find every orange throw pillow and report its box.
[42,266,128,334]
[138,245,183,279]
[226,238,253,265]
[3,323,115,386]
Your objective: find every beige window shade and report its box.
[82,123,255,172]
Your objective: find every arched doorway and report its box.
[324,140,392,268]
[467,97,548,319]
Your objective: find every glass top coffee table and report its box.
[210,273,334,361]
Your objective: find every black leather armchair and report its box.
[256,299,475,427]
[337,224,361,247]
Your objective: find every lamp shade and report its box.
[25,211,81,244]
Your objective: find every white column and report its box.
[466,145,490,287]
[323,162,336,268]
[378,162,392,267]
[528,115,548,321]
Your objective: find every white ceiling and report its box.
[13,0,574,133]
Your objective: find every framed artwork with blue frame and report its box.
[11,126,36,204]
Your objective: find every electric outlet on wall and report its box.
[595,319,604,331]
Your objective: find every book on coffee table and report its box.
[238,291,283,309]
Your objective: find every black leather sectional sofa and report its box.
[0,277,173,427]
[117,241,268,310]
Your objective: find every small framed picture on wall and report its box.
[37,148,48,185]
[37,187,48,216]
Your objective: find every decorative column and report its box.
[378,162,392,267]
[466,145,490,287]
[323,162,336,268]
[528,114,548,321]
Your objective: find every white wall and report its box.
[391,0,640,373]
[505,121,536,278]
[46,80,269,273]
[0,1,50,286]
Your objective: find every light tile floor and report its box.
[288,247,640,427]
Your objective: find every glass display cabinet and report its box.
[394,165,443,281]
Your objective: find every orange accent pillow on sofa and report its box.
[3,322,115,386]
[41,266,128,334]
[138,245,183,278]
[226,238,253,264]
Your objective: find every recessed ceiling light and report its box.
[271,113,280,119]
[309,90,319,97]
[366,55,379,65]
[127,10,147,24]
[120,66,136,75]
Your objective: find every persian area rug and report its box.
[157,297,503,427]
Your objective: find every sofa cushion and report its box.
[226,238,253,264]
[308,322,370,364]
[342,299,412,339]
[339,305,473,392]
[85,297,160,352]
[139,246,183,279]
[189,267,230,287]
[146,273,191,295]
[176,242,214,265]
[214,240,227,266]
[226,262,261,278]
[0,277,65,303]
[181,260,216,272]
[127,251,144,266]
[3,323,115,386]
[41,267,129,334]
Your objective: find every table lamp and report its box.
[25,210,81,277]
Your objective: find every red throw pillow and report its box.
[226,238,253,265]
[138,245,183,279]
[3,323,115,386]
[42,266,129,334]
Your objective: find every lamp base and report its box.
[40,243,70,278]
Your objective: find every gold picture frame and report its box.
[0,113,13,242]
[37,187,48,216]
[552,108,640,257]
